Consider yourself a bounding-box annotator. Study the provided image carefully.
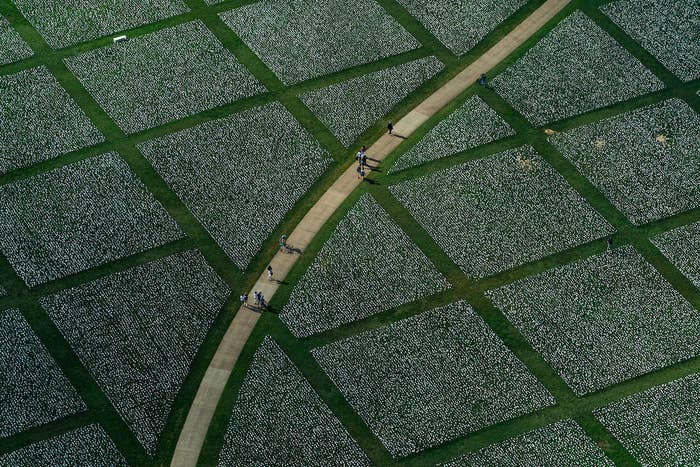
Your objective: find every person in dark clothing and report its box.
[387,121,394,134]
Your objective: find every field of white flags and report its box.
[0,66,103,174]
[595,373,700,465]
[280,194,450,337]
[491,11,663,125]
[300,56,444,147]
[396,0,526,55]
[0,15,32,65]
[1,0,699,463]
[218,337,369,466]
[390,95,515,173]
[488,246,700,396]
[0,424,127,466]
[65,21,264,133]
[549,98,700,225]
[39,250,229,454]
[0,308,85,438]
[219,0,419,85]
[13,0,188,49]
[652,221,700,288]
[139,102,331,269]
[312,301,554,458]
[602,0,699,81]
[390,146,613,278]
[0,152,182,287]
[442,420,612,466]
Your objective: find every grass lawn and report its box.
[0,0,698,465]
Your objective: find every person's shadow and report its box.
[244,304,265,314]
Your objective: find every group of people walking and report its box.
[236,73,499,315]
[240,290,266,309]
[240,142,377,312]
[356,145,368,179]
[238,239,285,311]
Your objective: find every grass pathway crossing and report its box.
[170,0,572,464]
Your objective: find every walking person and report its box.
[360,167,366,181]
[267,265,273,281]
[356,164,362,179]
[387,121,393,135]
[479,73,487,87]
[253,291,260,307]
[240,293,247,308]
[259,292,266,309]
[279,234,288,252]
[361,151,367,168]
[607,237,613,251]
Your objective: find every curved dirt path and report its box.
[172,1,570,464]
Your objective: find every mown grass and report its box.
[0,0,698,465]
[199,0,700,465]
[0,0,473,461]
